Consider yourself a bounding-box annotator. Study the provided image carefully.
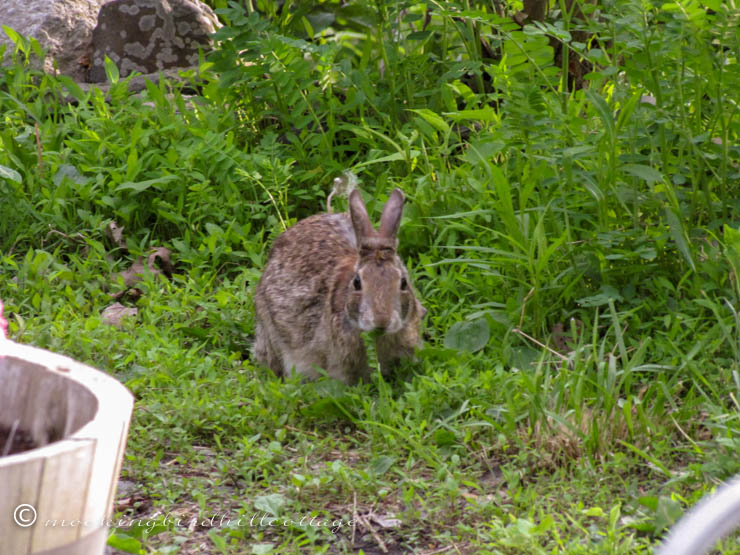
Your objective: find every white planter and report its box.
[0,339,134,555]
[657,474,740,555]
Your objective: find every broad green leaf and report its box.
[57,75,87,103]
[638,495,658,511]
[104,55,120,84]
[354,150,420,168]
[369,455,396,476]
[29,36,44,59]
[623,164,663,184]
[562,145,594,157]
[205,222,224,236]
[581,175,605,203]
[179,326,209,339]
[464,139,505,165]
[408,109,449,133]
[209,530,227,551]
[664,208,696,272]
[585,89,615,142]
[661,0,707,21]
[616,90,645,132]
[490,165,522,245]
[144,79,166,105]
[53,164,87,186]
[252,543,275,554]
[433,428,457,446]
[305,12,335,35]
[116,175,178,194]
[446,80,476,105]
[444,317,490,353]
[407,30,434,41]
[443,106,498,123]
[0,164,22,183]
[516,518,536,535]
[654,496,683,533]
[2,25,22,46]
[254,493,286,517]
[582,507,605,517]
[106,533,143,554]
[576,286,623,307]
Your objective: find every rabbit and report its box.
[253,188,425,385]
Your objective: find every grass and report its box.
[2,0,740,552]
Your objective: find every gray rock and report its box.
[0,0,104,81]
[89,0,219,83]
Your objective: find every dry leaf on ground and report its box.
[102,302,138,327]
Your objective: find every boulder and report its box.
[0,0,103,82]
[89,0,219,83]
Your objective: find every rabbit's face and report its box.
[345,249,414,335]
[343,187,419,337]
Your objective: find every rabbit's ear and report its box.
[349,189,374,241]
[379,188,404,239]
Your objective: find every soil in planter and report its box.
[0,423,38,457]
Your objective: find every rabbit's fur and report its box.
[254,189,424,384]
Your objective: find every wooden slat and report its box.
[0,456,43,554]
[31,440,96,552]
[80,419,129,526]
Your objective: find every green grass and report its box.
[2,0,740,552]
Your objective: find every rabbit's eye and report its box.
[353,275,362,290]
[400,277,408,291]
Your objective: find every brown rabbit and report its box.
[253,189,425,384]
